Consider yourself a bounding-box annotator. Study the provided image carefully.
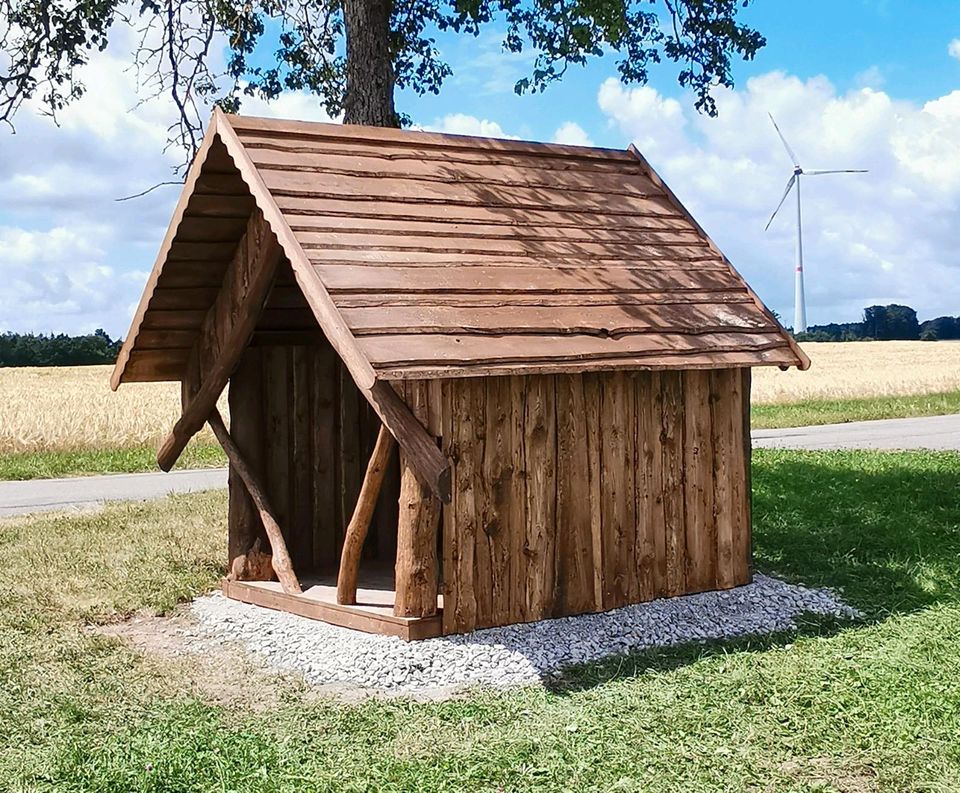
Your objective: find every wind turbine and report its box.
[765,113,867,333]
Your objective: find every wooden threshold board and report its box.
[221,578,443,641]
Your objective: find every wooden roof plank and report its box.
[341,302,775,337]
[294,231,714,260]
[358,331,789,369]
[374,348,798,380]
[258,168,679,216]
[314,264,743,293]
[333,291,755,309]
[273,193,690,229]
[286,214,704,243]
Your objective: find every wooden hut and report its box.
[112,110,809,640]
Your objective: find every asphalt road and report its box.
[752,413,960,452]
[1,414,958,518]
[0,467,228,518]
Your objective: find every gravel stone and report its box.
[189,574,859,694]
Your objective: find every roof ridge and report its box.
[224,112,635,161]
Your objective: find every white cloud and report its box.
[597,71,960,324]
[237,90,337,123]
[0,225,144,333]
[553,121,593,147]
[0,26,338,337]
[854,65,885,89]
[598,78,686,159]
[0,40,195,336]
[426,113,516,139]
[949,38,960,60]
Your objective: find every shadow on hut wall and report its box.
[549,448,960,693]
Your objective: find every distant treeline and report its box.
[795,304,960,342]
[1,303,957,367]
[0,329,123,367]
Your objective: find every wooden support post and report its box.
[207,408,302,595]
[395,450,440,618]
[337,424,396,605]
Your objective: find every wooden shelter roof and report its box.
[112,110,808,388]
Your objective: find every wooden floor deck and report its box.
[222,571,443,641]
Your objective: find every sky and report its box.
[3,0,960,337]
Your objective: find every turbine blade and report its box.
[764,174,796,231]
[805,169,869,175]
[768,113,800,167]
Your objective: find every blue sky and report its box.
[2,1,960,337]
[400,0,960,141]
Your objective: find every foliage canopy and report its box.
[1,0,765,157]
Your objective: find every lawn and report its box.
[0,442,225,480]
[1,449,959,791]
[751,389,960,430]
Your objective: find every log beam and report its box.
[368,380,451,503]
[394,380,441,618]
[208,408,302,594]
[156,209,282,471]
[336,424,396,605]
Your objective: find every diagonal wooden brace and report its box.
[208,408,301,594]
[156,208,282,471]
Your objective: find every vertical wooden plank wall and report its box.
[226,349,267,566]
[441,368,752,635]
[226,342,399,578]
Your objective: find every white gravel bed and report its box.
[189,574,858,694]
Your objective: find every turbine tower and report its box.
[765,114,867,333]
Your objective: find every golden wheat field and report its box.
[0,365,222,455]
[0,342,958,454]
[752,341,960,403]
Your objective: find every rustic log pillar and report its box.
[394,450,440,617]
[337,424,396,605]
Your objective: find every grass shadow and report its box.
[553,449,960,692]
[751,449,960,618]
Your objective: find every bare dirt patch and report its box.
[778,756,879,793]
[95,608,324,709]
[94,606,455,705]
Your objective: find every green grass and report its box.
[752,389,960,429]
[0,442,226,480]
[2,450,960,790]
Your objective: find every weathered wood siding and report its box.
[227,343,399,577]
[440,367,751,635]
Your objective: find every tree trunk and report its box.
[342,0,397,127]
